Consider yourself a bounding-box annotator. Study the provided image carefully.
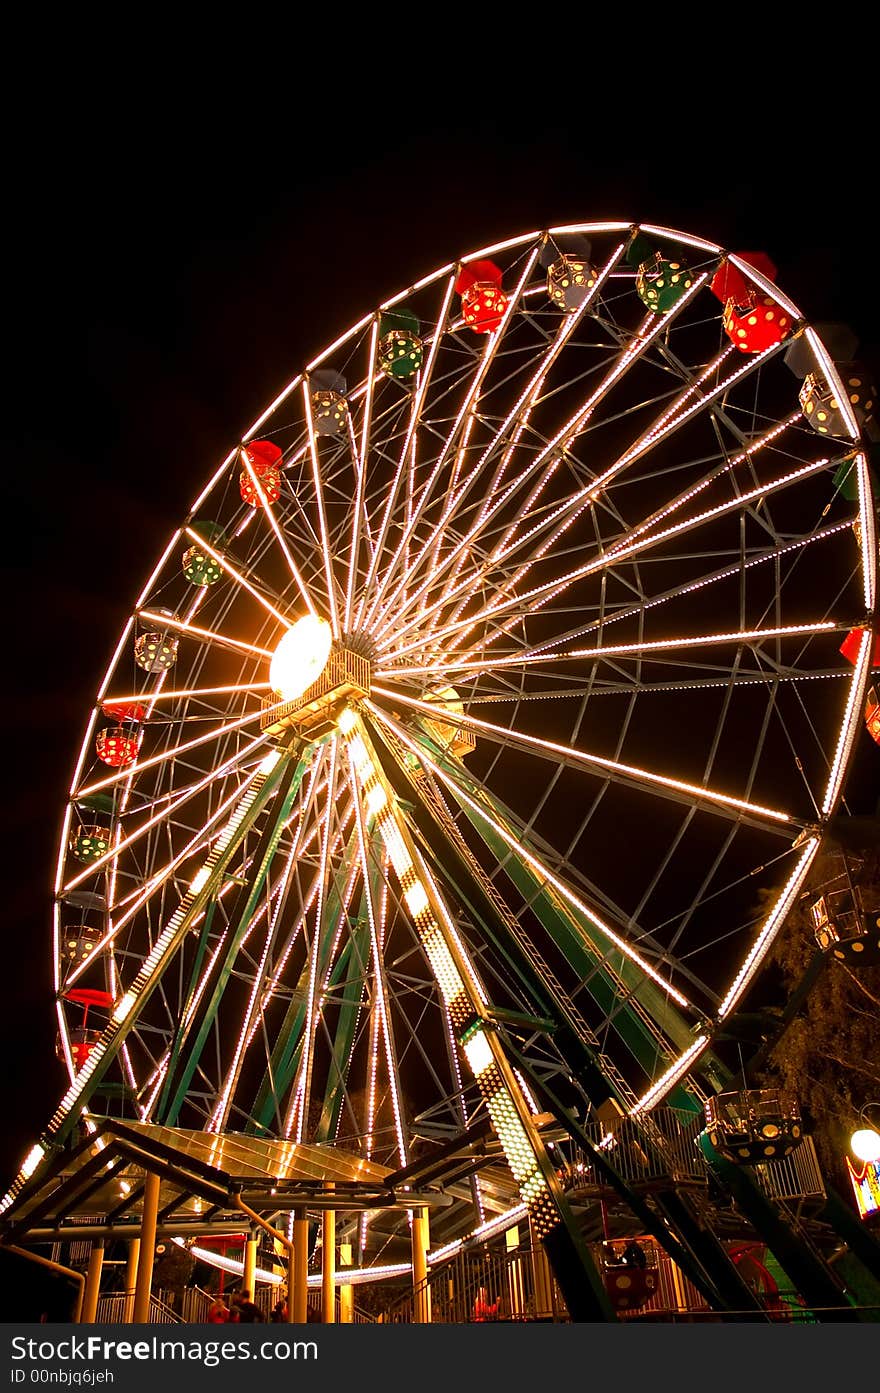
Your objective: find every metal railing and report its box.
[385,1245,568,1323]
[562,1108,707,1188]
[752,1135,826,1204]
[95,1292,181,1324]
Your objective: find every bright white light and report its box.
[269,616,332,701]
[851,1127,880,1164]
[113,991,137,1024]
[463,1030,493,1076]
[189,867,210,896]
[403,882,429,918]
[21,1144,45,1179]
[338,707,357,735]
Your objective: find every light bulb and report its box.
[851,1127,880,1164]
[269,616,332,701]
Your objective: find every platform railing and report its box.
[384,1244,567,1323]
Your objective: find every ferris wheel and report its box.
[6,222,877,1309]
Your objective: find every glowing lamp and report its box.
[723,293,791,353]
[547,254,597,312]
[378,307,423,379]
[635,252,694,314]
[456,260,508,334]
[183,522,226,586]
[852,1127,880,1164]
[135,609,178,672]
[269,615,332,700]
[310,370,349,437]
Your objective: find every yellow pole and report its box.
[529,1218,552,1318]
[123,1239,140,1324]
[242,1232,258,1301]
[292,1210,309,1323]
[506,1225,524,1319]
[411,1207,431,1323]
[133,1171,160,1323]
[228,1196,294,1323]
[5,1245,85,1324]
[338,1243,353,1324]
[322,1196,336,1322]
[81,1240,104,1323]
[669,1256,688,1313]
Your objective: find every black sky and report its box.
[3,92,879,1187]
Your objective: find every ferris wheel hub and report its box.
[261,640,372,741]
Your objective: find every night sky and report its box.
[4,96,879,1189]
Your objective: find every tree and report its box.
[757,842,880,1184]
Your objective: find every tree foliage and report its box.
[757,843,880,1182]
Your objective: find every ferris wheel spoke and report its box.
[371,682,794,842]
[74,703,273,801]
[386,448,847,666]
[362,252,540,632]
[377,620,842,690]
[207,821,308,1134]
[373,268,711,645]
[409,341,793,641]
[301,384,345,638]
[103,681,271,707]
[179,526,289,628]
[348,763,408,1165]
[137,607,273,659]
[343,322,379,633]
[388,251,623,640]
[409,249,543,609]
[156,753,308,1127]
[353,272,458,633]
[366,702,698,1019]
[289,737,342,1140]
[61,728,272,900]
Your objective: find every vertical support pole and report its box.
[411,1207,431,1324]
[669,1256,688,1314]
[530,1217,553,1319]
[286,1242,296,1324]
[242,1232,258,1301]
[293,1209,309,1323]
[338,1243,353,1323]
[322,1192,336,1322]
[133,1172,160,1323]
[506,1225,524,1319]
[82,1240,104,1323]
[123,1239,140,1324]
